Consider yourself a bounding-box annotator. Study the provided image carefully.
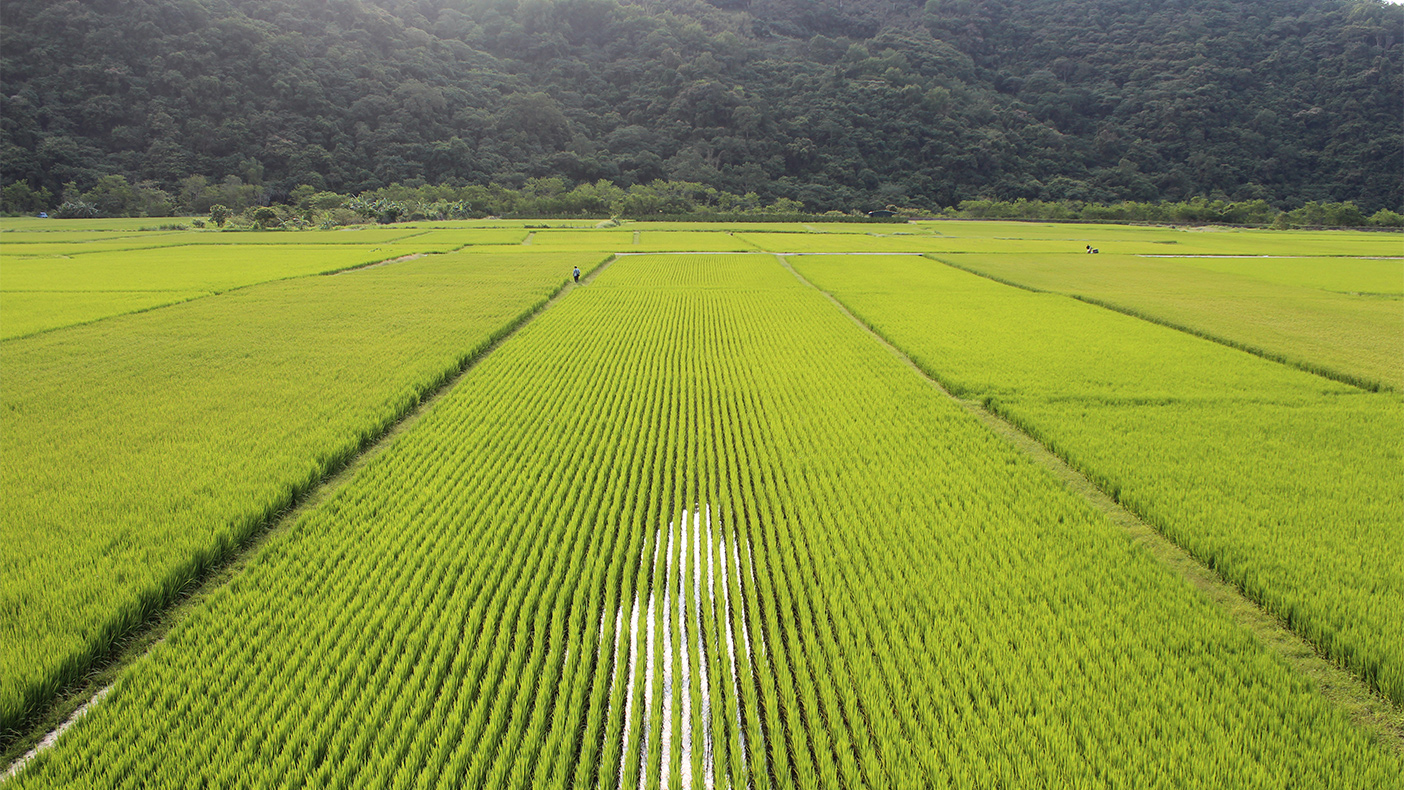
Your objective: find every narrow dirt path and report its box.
[774,253,1404,754]
[1,253,622,779]
[331,252,425,274]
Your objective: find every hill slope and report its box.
[1,0,1399,211]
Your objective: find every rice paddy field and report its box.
[1,219,1400,787]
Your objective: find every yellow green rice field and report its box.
[2,219,1400,787]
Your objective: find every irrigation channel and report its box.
[608,507,764,790]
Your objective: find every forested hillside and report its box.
[1,0,1399,213]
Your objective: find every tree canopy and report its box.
[1,0,1399,212]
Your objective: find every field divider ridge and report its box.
[3,245,465,344]
[328,252,426,274]
[0,252,621,776]
[772,252,1404,754]
[926,253,1393,393]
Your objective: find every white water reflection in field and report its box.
[607,506,761,790]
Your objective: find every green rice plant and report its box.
[946,252,1404,390]
[0,228,534,338]
[0,217,182,232]
[0,231,189,254]
[792,252,1404,705]
[616,221,804,233]
[2,243,422,292]
[736,222,1402,257]
[525,230,635,250]
[738,233,939,253]
[632,232,759,252]
[0,250,609,736]
[0,229,432,258]
[1170,255,1404,295]
[8,252,1401,788]
[0,289,213,339]
[0,245,405,338]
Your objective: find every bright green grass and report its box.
[0,217,181,231]
[1167,256,1404,294]
[0,249,610,734]
[0,230,431,257]
[394,228,529,247]
[0,229,520,264]
[397,218,606,229]
[800,223,939,234]
[945,253,1404,391]
[762,228,1398,256]
[1,235,196,257]
[910,219,1401,246]
[792,254,1404,705]
[526,229,635,249]
[632,231,760,252]
[595,252,786,289]
[12,254,1398,788]
[0,231,183,246]
[0,244,449,338]
[747,232,1135,254]
[0,290,211,338]
[910,220,1154,238]
[620,221,817,233]
[151,228,432,245]
[1092,229,1400,257]
[740,233,940,253]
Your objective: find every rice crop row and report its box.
[0,250,608,736]
[12,254,1398,787]
[790,253,1404,705]
[944,253,1404,391]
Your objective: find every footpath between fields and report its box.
[773,252,1404,755]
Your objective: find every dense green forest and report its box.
[1,0,1400,214]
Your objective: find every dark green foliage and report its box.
[53,201,98,219]
[944,196,1399,227]
[248,205,280,228]
[1,0,1399,211]
[0,181,51,214]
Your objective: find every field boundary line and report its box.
[926,253,1393,393]
[2,691,110,783]
[1135,254,1404,259]
[774,253,1404,754]
[2,247,458,344]
[329,252,426,274]
[612,251,766,256]
[0,252,620,778]
[0,230,434,259]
